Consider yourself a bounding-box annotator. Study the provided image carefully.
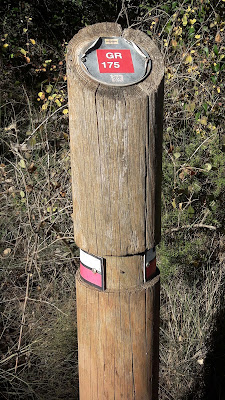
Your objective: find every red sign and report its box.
[80,262,103,288]
[146,258,156,280]
[97,49,134,73]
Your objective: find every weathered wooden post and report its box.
[67,22,164,399]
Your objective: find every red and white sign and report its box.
[80,249,105,290]
[144,248,156,282]
[97,49,134,74]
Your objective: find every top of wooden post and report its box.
[67,23,164,257]
[67,22,164,96]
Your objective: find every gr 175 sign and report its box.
[79,36,151,87]
[97,49,134,73]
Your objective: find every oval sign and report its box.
[79,37,152,87]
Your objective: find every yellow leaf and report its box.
[185,54,193,64]
[182,14,188,26]
[190,18,196,25]
[38,92,45,100]
[30,39,36,45]
[3,43,9,48]
[18,159,26,169]
[204,163,212,171]
[198,116,208,125]
[42,102,48,111]
[45,85,53,93]
[55,99,61,107]
[195,34,201,39]
[23,28,28,33]
[63,109,69,114]
[20,48,27,56]
[172,198,177,209]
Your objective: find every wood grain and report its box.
[67,22,164,257]
[76,271,160,400]
[67,23,163,399]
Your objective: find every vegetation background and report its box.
[0,0,224,399]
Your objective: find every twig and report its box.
[21,104,68,145]
[27,298,68,316]
[14,271,31,373]
[181,133,217,167]
[15,234,38,374]
[165,224,217,234]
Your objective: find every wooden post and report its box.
[67,22,164,399]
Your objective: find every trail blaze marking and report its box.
[97,49,134,73]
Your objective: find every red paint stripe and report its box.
[146,258,156,280]
[80,262,102,288]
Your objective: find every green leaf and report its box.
[188,205,195,217]
[174,152,181,159]
[213,63,220,72]
[165,23,172,34]
[204,47,209,57]
[202,103,208,112]
[189,27,195,35]
[172,1,178,9]
[213,45,219,56]
[195,111,201,121]
[29,136,36,146]
[20,190,25,198]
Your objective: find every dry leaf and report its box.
[215,32,222,43]
[3,248,11,256]
[168,145,174,154]
[179,171,185,180]
[28,162,37,173]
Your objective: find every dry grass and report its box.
[0,98,79,399]
[159,244,225,399]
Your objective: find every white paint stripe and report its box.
[145,248,156,264]
[80,249,102,273]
